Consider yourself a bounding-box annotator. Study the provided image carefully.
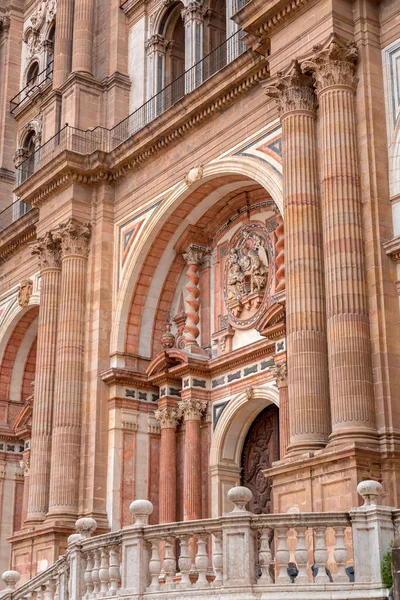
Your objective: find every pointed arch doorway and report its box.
[241,404,280,514]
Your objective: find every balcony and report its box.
[10,62,54,116]
[0,199,33,232]
[0,482,395,600]
[15,31,248,186]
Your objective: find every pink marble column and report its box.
[179,398,206,520]
[272,362,289,459]
[303,35,377,444]
[47,218,91,522]
[266,62,331,453]
[154,405,179,523]
[26,232,61,523]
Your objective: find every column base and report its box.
[328,426,379,448]
[265,442,400,513]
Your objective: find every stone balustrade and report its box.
[0,481,394,600]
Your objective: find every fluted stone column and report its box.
[272,362,289,459]
[47,218,91,521]
[26,233,61,523]
[53,0,75,87]
[303,36,377,444]
[154,405,179,523]
[179,398,206,520]
[71,0,94,74]
[266,62,331,453]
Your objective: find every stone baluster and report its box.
[92,549,101,597]
[163,538,176,590]
[53,0,74,87]
[272,362,289,459]
[148,539,161,591]
[265,61,331,454]
[258,528,273,584]
[194,536,209,587]
[1,571,21,592]
[26,232,61,524]
[109,546,121,594]
[99,548,110,594]
[302,35,377,444]
[83,551,94,600]
[182,245,206,350]
[47,218,91,522]
[275,528,290,583]
[44,579,55,600]
[37,586,45,600]
[212,532,223,585]
[275,215,285,292]
[154,405,179,523]
[294,527,309,584]
[314,527,329,583]
[179,398,207,520]
[178,536,192,587]
[333,526,348,582]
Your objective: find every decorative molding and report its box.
[53,218,91,259]
[271,362,287,388]
[265,60,316,116]
[18,279,33,307]
[31,231,61,269]
[154,406,180,428]
[178,398,207,421]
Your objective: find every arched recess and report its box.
[209,385,279,516]
[111,155,283,359]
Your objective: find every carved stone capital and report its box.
[179,398,207,421]
[145,34,170,55]
[53,218,91,259]
[301,34,358,94]
[31,231,61,270]
[265,60,316,116]
[272,362,288,388]
[181,1,204,24]
[154,406,180,428]
[183,244,207,266]
[19,457,30,476]
[0,15,11,34]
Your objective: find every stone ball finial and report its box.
[1,571,21,591]
[129,499,153,527]
[357,480,383,506]
[227,486,253,513]
[75,517,97,539]
[67,533,82,546]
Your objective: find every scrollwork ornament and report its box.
[154,406,180,428]
[31,231,61,270]
[53,218,91,259]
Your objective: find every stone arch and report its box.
[111,155,283,359]
[209,385,279,516]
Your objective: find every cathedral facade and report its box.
[0,0,400,588]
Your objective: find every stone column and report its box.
[182,1,204,92]
[47,218,91,522]
[26,232,61,523]
[154,405,179,523]
[272,362,289,459]
[53,0,75,87]
[182,245,206,351]
[145,35,169,100]
[179,398,206,520]
[303,35,377,444]
[265,62,331,453]
[71,0,94,75]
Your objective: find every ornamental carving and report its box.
[272,362,287,388]
[31,231,61,269]
[301,34,358,94]
[53,218,91,258]
[264,60,316,116]
[184,165,204,186]
[24,0,57,56]
[224,224,271,329]
[178,398,207,421]
[154,406,180,428]
[19,457,30,476]
[0,15,11,33]
[18,279,33,307]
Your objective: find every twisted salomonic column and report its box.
[182,245,206,350]
[71,0,94,74]
[53,0,75,86]
[47,218,91,521]
[275,215,285,292]
[26,233,61,523]
[154,405,180,523]
[303,36,377,443]
[272,362,289,459]
[182,1,204,92]
[179,398,206,520]
[265,62,331,452]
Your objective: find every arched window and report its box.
[204,0,226,56]
[26,61,39,89]
[45,22,55,72]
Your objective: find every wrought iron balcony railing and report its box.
[10,62,54,115]
[0,199,33,232]
[15,30,247,186]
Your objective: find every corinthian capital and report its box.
[179,398,207,421]
[154,406,180,429]
[53,218,91,259]
[183,244,207,266]
[272,362,287,388]
[31,231,61,270]
[181,1,204,24]
[265,61,316,116]
[301,34,358,94]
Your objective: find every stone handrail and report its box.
[1,557,68,600]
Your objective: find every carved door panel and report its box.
[240,405,279,514]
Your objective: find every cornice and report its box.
[15,53,269,207]
[383,236,400,263]
[101,367,158,391]
[233,0,313,41]
[209,337,275,376]
[0,209,38,260]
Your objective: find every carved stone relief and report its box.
[18,279,33,307]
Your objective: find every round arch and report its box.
[209,384,279,516]
[111,155,283,358]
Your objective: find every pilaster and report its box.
[272,362,288,459]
